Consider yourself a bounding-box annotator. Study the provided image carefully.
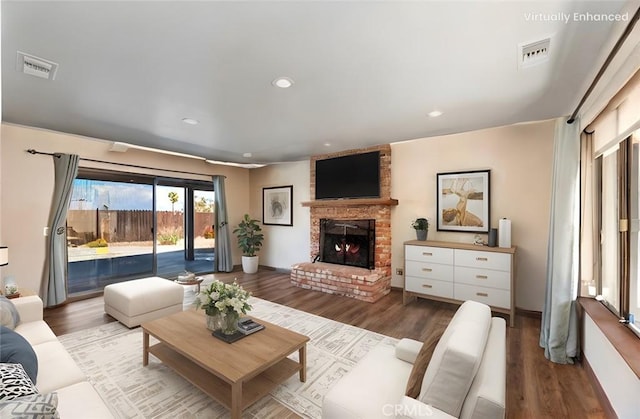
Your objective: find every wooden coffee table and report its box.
[141,310,309,419]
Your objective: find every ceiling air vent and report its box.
[518,38,551,69]
[16,51,59,80]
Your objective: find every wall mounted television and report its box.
[315,151,381,200]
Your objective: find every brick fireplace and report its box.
[290,144,397,303]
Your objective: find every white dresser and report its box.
[403,240,516,327]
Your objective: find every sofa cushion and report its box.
[0,363,38,401]
[322,343,413,419]
[405,322,447,398]
[0,392,59,418]
[14,320,58,346]
[418,301,492,418]
[10,296,43,324]
[0,326,38,384]
[31,341,85,394]
[0,296,20,329]
[459,318,506,419]
[56,382,114,419]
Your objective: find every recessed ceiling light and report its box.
[182,117,199,125]
[243,152,253,158]
[324,142,332,147]
[272,77,294,88]
[427,110,443,118]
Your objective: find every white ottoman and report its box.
[104,277,184,328]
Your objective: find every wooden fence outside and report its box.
[67,209,214,245]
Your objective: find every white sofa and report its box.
[11,295,114,418]
[322,300,506,419]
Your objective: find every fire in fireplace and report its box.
[319,219,375,269]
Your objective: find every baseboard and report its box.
[516,308,542,319]
[581,353,617,419]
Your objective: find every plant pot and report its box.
[416,229,428,241]
[241,255,259,274]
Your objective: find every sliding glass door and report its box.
[155,184,186,278]
[193,189,215,264]
[67,173,155,294]
[67,170,214,297]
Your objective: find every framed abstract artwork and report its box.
[436,170,490,233]
[263,185,293,226]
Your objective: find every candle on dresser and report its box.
[498,218,511,248]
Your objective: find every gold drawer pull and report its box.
[422,268,433,272]
[422,284,433,289]
[476,275,488,279]
[476,257,488,261]
[476,292,488,297]
[423,252,433,256]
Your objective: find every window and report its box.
[591,135,640,337]
[598,144,621,315]
[583,69,640,338]
[67,169,215,296]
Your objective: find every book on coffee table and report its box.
[238,318,265,335]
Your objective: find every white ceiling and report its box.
[1,1,634,164]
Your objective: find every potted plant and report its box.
[411,217,429,241]
[233,214,264,273]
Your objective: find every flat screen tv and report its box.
[315,151,380,200]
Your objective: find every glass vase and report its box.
[206,313,222,331]
[221,311,240,335]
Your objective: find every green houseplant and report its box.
[411,217,429,241]
[233,214,264,273]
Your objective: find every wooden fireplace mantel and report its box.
[301,198,399,208]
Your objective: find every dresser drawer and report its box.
[406,276,454,299]
[405,245,453,265]
[454,283,510,309]
[454,266,510,290]
[455,249,511,271]
[405,260,454,282]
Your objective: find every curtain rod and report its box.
[567,6,640,124]
[26,149,225,178]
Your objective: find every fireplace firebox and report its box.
[319,219,375,270]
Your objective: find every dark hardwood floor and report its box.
[44,269,609,419]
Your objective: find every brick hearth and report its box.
[290,262,389,303]
[291,144,396,302]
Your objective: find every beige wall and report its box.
[390,119,555,311]
[2,120,554,311]
[249,161,310,270]
[0,123,250,294]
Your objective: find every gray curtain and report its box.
[41,153,79,307]
[213,175,233,272]
[539,117,580,364]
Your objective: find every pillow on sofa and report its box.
[405,321,448,398]
[0,363,38,401]
[418,301,492,418]
[0,326,38,384]
[0,296,20,329]
[0,392,59,418]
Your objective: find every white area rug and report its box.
[59,297,398,419]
